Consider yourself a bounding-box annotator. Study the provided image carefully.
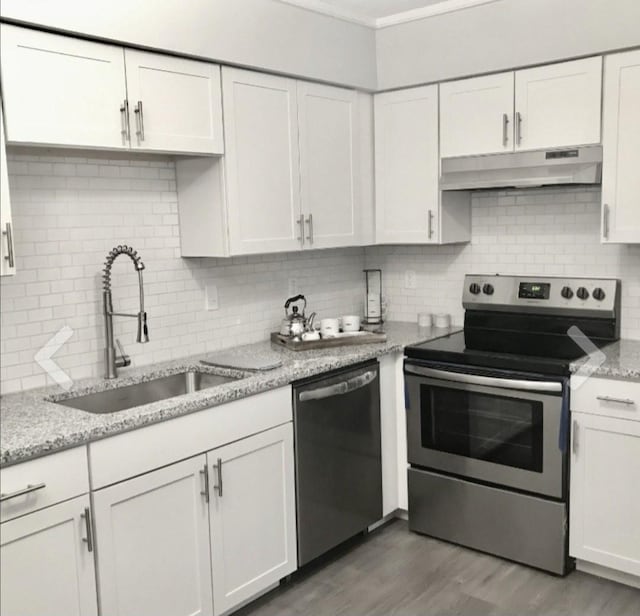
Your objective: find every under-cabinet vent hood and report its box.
[440,145,602,190]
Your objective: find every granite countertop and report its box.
[0,322,458,467]
[569,338,640,382]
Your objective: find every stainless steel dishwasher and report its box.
[293,359,382,566]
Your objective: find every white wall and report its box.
[376,0,640,89]
[366,187,640,340]
[0,149,365,394]
[0,0,377,90]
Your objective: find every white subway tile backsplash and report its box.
[366,187,640,338]
[0,149,365,394]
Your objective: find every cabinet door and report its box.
[0,495,98,616]
[0,25,127,149]
[1,101,16,277]
[440,72,514,157]
[222,68,302,255]
[374,85,440,243]
[570,413,640,576]
[124,50,223,154]
[514,57,602,151]
[601,50,640,244]
[297,82,359,249]
[208,424,296,616]
[92,455,213,616]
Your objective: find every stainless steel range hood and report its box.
[440,145,602,190]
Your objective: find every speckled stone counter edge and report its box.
[0,323,457,467]
[569,339,640,382]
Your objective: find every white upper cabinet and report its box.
[375,85,470,245]
[223,68,302,255]
[297,82,360,249]
[1,101,16,277]
[440,72,514,157]
[178,69,372,256]
[514,57,602,151]
[440,57,602,158]
[601,50,640,244]
[0,25,223,155]
[124,50,223,154]
[0,24,127,149]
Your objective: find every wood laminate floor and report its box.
[237,520,640,616]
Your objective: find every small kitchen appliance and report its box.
[279,295,316,339]
[404,274,620,575]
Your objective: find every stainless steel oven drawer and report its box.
[408,468,570,575]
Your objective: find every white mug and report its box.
[418,312,432,328]
[341,315,361,332]
[320,318,340,337]
[434,313,451,329]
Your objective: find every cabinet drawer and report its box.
[89,386,292,489]
[570,376,640,421]
[0,447,89,522]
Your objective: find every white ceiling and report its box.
[278,0,500,28]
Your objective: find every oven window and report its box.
[420,385,543,472]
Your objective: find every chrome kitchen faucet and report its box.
[102,245,149,379]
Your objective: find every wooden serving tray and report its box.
[271,331,387,351]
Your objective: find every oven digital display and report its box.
[518,282,551,300]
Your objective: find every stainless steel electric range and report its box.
[404,274,621,575]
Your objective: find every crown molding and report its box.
[278,0,502,29]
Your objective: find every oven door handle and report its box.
[299,370,377,402]
[405,365,562,393]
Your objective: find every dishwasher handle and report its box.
[298,370,377,402]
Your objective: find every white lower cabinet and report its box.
[0,494,98,616]
[92,455,214,616]
[208,423,297,616]
[570,412,640,577]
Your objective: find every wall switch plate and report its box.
[205,284,219,311]
[405,270,416,289]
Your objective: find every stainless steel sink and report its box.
[56,371,240,414]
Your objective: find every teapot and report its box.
[279,295,316,339]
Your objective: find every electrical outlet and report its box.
[288,278,298,296]
[205,284,219,311]
[404,270,417,289]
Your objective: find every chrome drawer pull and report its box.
[596,395,635,406]
[0,482,46,502]
[81,507,94,553]
[200,464,210,503]
[213,458,223,497]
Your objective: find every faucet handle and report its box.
[115,339,131,368]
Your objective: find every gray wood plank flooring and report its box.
[237,520,640,616]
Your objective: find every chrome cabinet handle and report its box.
[134,101,145,142]
[502,113,509,146]
[200,464,210,502]
[297,214,305,247]
[428,210,434,239]
[213,458,223,497]
[515,111,522,145]
[305,214,314,245]
[81,507,94,552]
[3,222,15,269]
[0,482,46,502]
[596,395,635,406]
[572,420,578,455]
[602,204,610,240]
[119,99,131,142]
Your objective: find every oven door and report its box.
[405,363,565,499]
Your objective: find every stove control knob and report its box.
[469,283,481,295]
[482,283,494,295]
[577,287,590,300]
[561,286,574,299]
[593,287,606,301]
